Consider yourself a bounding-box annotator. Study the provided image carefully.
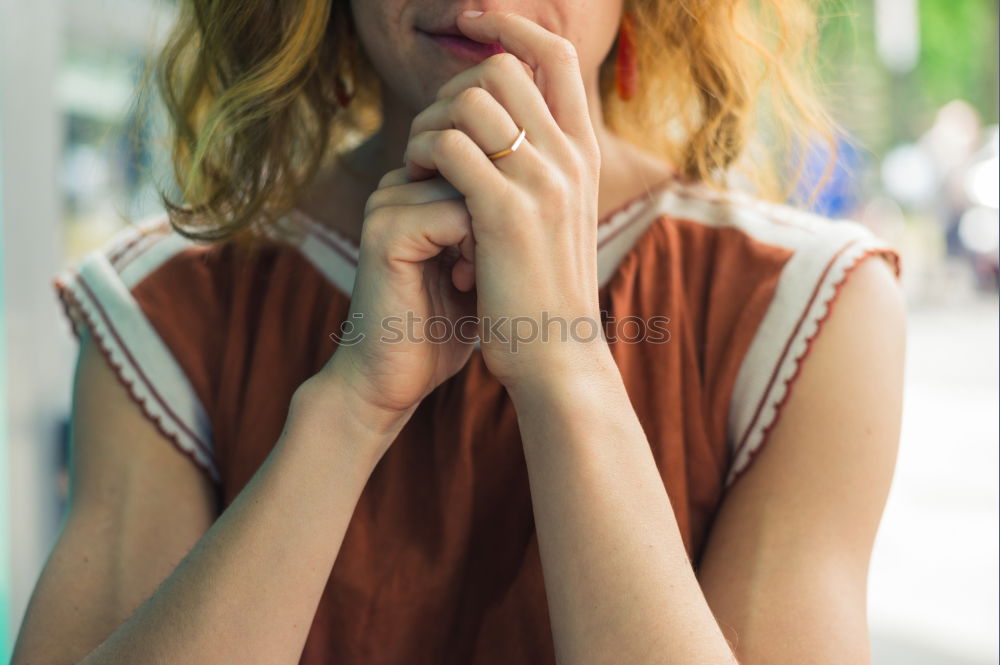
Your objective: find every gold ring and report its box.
[486,127,527,161]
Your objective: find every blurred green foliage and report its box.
[918,0,998,121]
[815,0,997,155]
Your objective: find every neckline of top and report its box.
[290,173,682,251]
[592,174,680,245]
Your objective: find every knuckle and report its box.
[360,210,397,261]
[363,190,389,220]
[361,206,390,238]
[583,148,601,180]
[486,52,524,79]
[377,167,406,190]
[433,128,466,159]
[551,37,579,66]
[535,161,566,194]
[434,79,462,101]
[564,150,593,183]
[453,86,491,116]
[409,108,427,136]
[363,188,388,218]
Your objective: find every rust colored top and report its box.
[54,177,901,664]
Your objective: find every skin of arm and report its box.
[16,70,486,663]
[11,332,407,665]
[401,13,902,661]
[505,256,906,665]
[15,7,901,662]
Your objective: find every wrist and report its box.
[285,371,415,471]
[504,342,622,405]
[506,354,635,456]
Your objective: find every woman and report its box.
[15,1,905,664]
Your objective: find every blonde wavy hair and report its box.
[155,0,837,242]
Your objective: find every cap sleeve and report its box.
[53,218,220,483]
[724,216,902,489]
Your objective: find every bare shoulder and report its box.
[10,330,217,665]
[695,251,905,662]
[70,328,220,516]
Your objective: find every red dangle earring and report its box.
[615,11,638,101]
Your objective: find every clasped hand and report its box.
[324,11,607,425]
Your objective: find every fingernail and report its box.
[462,10,484,18]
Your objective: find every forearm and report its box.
[508,352,738,665]
[78,375,402,665]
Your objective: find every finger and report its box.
[432,53,560,150]
[406,87,522,180]
[456,11,593,143]
[434,228,477,292]
[402,128,512,205]
[365,174,463,218]
[451,256,476,292]
[362,198,473,266]
[458,226,476,264]
[377,167,412,189]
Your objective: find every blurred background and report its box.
[0,0,997,663]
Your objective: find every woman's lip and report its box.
[419,31,505,62]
